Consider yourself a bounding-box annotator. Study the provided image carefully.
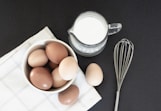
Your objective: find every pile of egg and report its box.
[27,41,79,105]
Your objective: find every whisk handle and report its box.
[114,91,120,111]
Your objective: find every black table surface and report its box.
[0,1,161,111]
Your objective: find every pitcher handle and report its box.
[108,23,122,35]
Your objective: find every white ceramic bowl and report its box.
[22,39,77,94]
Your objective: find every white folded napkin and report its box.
[0,27,101,111]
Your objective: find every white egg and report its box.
[28,49,48,67]
[85,63,103,86]
[59,56,79,80]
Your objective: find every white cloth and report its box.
[0,27,101,111]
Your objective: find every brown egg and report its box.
[29,67,53,90]
[49,61,59,69]
[28,49,48,67]
[58,85,79,105]
[52,67,67,88]
[46,42,68,64]
[59,56,79,80]
[85,63,103,86]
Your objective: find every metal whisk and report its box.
[114,38,134,111]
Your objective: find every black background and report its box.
[0,0,161,111]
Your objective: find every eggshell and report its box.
[85,63,103,86]
[29,67,53,90]
[52,67,67,88]
[28,49,48,67]
[58,85,79,105]
[46,42,68,64]
[59,56,79,80]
